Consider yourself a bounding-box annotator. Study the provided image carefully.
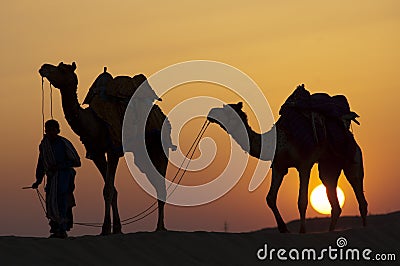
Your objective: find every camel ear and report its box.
[72,62,76,71]
[237,102,243,109]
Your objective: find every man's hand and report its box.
[31,181,40,189]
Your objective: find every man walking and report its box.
[32,119,81,238]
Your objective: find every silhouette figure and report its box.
[39,62,175,235]
[32,119,81,238]
[208,85,367,233]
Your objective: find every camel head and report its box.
[39,62,78,89]
[207,102,248,132]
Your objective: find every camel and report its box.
[207,100,368,233]
[39,62,171,235]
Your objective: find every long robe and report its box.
[35,135,81,232]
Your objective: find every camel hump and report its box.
[279,84,310,115]
[106,74,160,101]
[83,67,113,105]
[84,68,157,105]
[105,76,137,99]
[280,85,357,120]
[308,93,352,118]
[82,68,166,156]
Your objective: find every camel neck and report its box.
[244,123,262,158]
[227,119,262,158]
[59,85,82,125]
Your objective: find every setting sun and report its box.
[310,184,345,215]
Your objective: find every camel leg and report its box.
[346,177,367,226]
[326,180,341,231]
[346,176,368,226]
[111,190,122,234]
[157,200,166,231]
[145,161,167,231]
[298,167,311,233]
[267,168,289,233]
[101,153,120,235]
[92,155,122,234]
[343,150,368,227]
[145,129,169,232]
[319,162,342,231]
[155,175,167,231]
[150,168,167,231]
[155,156,168,231]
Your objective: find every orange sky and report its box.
[0,1,399,237]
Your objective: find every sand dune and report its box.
[1,212,399,265]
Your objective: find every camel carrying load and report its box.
[39,62,176,233]
[82,68,173,158]
[277,84,360,156]
[206,84,367,233]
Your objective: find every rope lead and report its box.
[41,78,45,136]
[121,120,210,226]
[50,83,53,119]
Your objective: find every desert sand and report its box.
[1,211,399,265]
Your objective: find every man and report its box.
[32,119,81,238]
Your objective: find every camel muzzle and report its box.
[38,68,45,77]
[39,67,50,78]
[207,116,218,123]
[207,116,226,131]
[38,64,55,78]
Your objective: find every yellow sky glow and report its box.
[0,0,399,236]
